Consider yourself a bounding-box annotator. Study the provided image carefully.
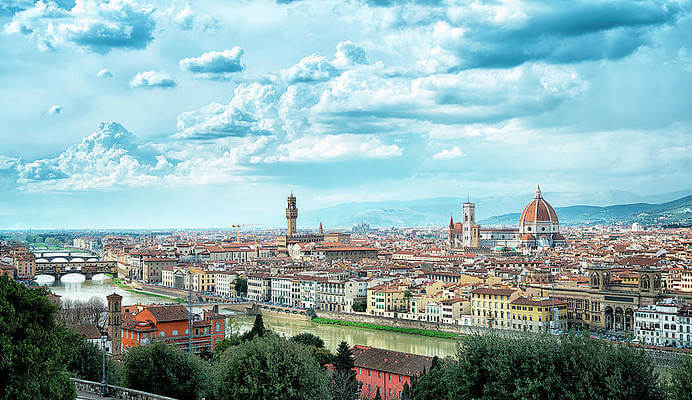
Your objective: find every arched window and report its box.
[159,331,165,338]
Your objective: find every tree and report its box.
[668,355,692,400]
[215,334,242,358]
[373,388,383,400]
[213,334,331,400]
[331,341,360,400]
[234,278,248,296]
[400,381,413,400]
[0,275,76,400]
[291,332,325,348]
[243,313,266,341]
[66,331,120,384]
[122,342,209,400]
[352,299,367,313]
[413,333,665,400]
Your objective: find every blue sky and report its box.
[1,0,691,229]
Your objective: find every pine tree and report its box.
[331,341,360,400]
[249,313,265,338]
[400,381,413,400]
[334,341,355,373]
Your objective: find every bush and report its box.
[213,333,331,400]
[668,355,692,400]
[291,332,325,348]
[414,334,665,400]
[122,342,209,400]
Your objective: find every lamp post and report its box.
[100,335,107,396]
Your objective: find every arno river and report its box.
[37,274,459,358]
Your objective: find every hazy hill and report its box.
[301,189,692,228]
[480,195,692,227]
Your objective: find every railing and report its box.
[71,378,177,400]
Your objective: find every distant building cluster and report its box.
[3,185,692,351]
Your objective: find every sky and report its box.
[0,0,691,229]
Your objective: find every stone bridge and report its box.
[33,250,99,263]
[35,261,117,280]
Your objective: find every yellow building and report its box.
[186,267,216,293]
[367,284,408,316]
[12,247,36,278]
[510,297,568,333]
[470,287,518,329]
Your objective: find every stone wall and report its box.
[71,378,177,400]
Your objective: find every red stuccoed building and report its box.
[352,345,433,399]
[121,304,225,354]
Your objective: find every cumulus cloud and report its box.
[47,105,62,114]
[179,47,245,79]
[420,0,687,71]
[97,68,113,78]
[130,70,176,89]
[261,134,402,162]
[16,122,172,190]
[171,4,219,32]
[4,0,156,54]
[432,146,463,160]
[275,40,368,84]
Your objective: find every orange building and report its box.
[121,304,225,354]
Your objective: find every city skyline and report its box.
[1,0,692,229]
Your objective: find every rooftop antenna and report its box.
[467,193,470,203]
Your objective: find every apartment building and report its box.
[471,287,518,329]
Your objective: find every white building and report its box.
[634,302,683,347]
[215,271,236,298]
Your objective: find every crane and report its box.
[230,224,262,243]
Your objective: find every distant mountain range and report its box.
[301,189,692,228]
[481,195,692,227]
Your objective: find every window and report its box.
[159,331,165,338]
[172,330,178,336]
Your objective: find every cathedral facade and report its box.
[448,185,564,250]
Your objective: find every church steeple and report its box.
[535,184,542,199]
[318,222,323,235]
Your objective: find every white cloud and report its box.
[16,122,168,191]
[432,146,463,160]
[262,134,402,163]
[129,70,176,89]
[96,68,113,78]
[47,105,62,115]
[171,3,219,32]
[5,0,156,54]
[179,47,245,79]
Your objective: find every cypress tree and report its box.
[249,313,265,338]
[331,341,360,400]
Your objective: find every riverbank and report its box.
[312,317,458,339]
[111,277,184,303]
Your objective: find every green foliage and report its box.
[312,318,457,339]
[0,275,76,400]
[291,332,325,348]
[413,334,665,400]
[401,381,414,400]
[65,332,120,385]
[352,299,367,313]
[242,313,266,341]
[668,355,692,400]
[122,342,209,400]
[215,334,242,358]
[331,341,360,400]
[213,333,331,400]
[234,278,248,295]
[373,388,383,400]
